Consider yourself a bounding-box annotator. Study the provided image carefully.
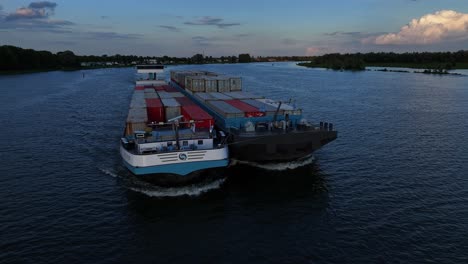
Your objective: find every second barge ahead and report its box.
[169,69,337,162]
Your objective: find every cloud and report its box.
[28,1,57,9]
[0,18,74,31]
[6,7,48,20]
[364,10,468,45]
[306,47,324,56]
[6,1,57,20]
[84,31,142,40]
[184,16,240,28]
[325,31,362,37]
[1,1,74,32]
[159,25,180,32]
[192,36,213,46]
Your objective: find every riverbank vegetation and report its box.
[3,45,468,75]
[298,51,468,71]
[0,45,311,75]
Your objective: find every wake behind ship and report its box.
[120,65,229,184]
[169,68,337,162]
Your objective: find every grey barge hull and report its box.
[228,128,337,162]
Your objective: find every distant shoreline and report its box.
[0,65,133,76]
[3,61,468,76]
[298,62,468,70]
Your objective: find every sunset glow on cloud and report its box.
[1,1,468,56]
[366,10,468,45]
[306,47,322,56]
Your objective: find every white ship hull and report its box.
[120,145,229,176]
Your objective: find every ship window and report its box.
[198,140,203,145]
[183,141,188,146]
[167,142,173,146]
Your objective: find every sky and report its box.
[0,0,468,56]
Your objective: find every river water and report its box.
[1,63,467,263]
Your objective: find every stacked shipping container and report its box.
[126,91,148,135]
[160,98,181,121]
[175,97,196,106]
[145,98,164,123]
[171,70,243,93]
[225,99,266,117]
[181,105,214,129]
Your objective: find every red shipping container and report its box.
[181,105,214,129]
[163,85,179,92]
[135,86,145,90]
[145,98,165,122]
[175,97,196,106]
[225,99,266,117]
[154,85,165,91]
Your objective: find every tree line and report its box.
[0,45,317,73]
[3,44,468,72]
[298,51,468,70]
[0,45,247,72]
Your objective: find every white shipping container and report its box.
[168,92,185,98]
[161,98,181,121]
[207,100,244,118]
[126,107,148,123]
[226,91,263,100]
[194,93,214,102]
[208,92,232,100]
[229,77,242,91]
[217,78,230,93]
[204,77,218,92]
[157,91,173,99]
[145,93,159,99]
[130,97,146,108]
[186,76,206,92]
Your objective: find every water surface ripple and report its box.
[1,63,467,263]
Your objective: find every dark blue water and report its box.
[1,63,468,263]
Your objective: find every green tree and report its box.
[57,50,79,67]
[191,54,204,64]
[238,53,251,63]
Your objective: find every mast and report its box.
[273,101,282,122]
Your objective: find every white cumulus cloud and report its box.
[364,10,468,45]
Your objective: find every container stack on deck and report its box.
[126,90,148,135]
[171,71,242,94]
[170,70,304,130]
[145,98,164,123]
[181,105,214,128]
[126,82,215,135]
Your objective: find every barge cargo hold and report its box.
[120,65,229,182]
[170,70,337,162]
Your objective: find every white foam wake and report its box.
[128,178,226,198]
[231,154,315,171]
[99,166,225,197]
[98,168,120,178]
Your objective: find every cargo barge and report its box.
[120,65,229,182]
[169,69,337,162]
